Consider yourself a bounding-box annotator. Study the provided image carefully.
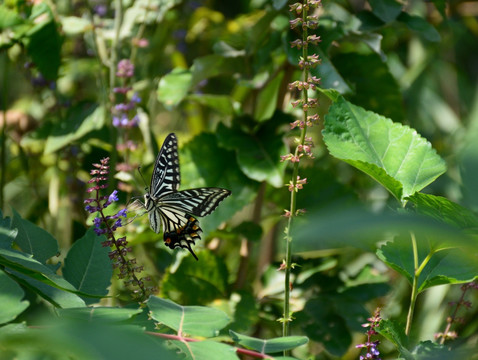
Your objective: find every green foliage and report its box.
[1,0,478,359]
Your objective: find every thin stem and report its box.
[283,0,310,344]
[405,232,435,335]
[0,53,8,210]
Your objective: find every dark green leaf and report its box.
[180,132,259,233]
[216,117,287,187]
[25,3,62,80]
[332,53,404,121]
[254,70,284,122]
[187,94,237,116]
[397,12,441,42]
[378,319,413,360]
[11,208,59,264]
[147,296,230,337]
[369,0,402,23]
[63,228,113,304]
[0,270,29,324]
[191,54,244,87]
[229,330,308,353]
[161,251,228,304]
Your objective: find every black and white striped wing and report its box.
[150,133,180,198]
[160,188,232,217]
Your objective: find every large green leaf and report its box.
[229,330,308,354]
[147,296,230,337]
[44,104,105,154]
[191,54,244,86]
[63,228,113,304]
[0,270,29,324]
[397,12,441,42]
[11,208,59,264]
[322,97,447,201]
[0,5,24,30]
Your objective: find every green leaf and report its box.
[229,330,308,353]
[60,16,92,35]
[377,240,478,292]
[368,0,402,23]
[0,270,29,324]
[0,5,24,30]
[147,296,230,337]
[44,104,105,154]
[216,117,287,187]
[187,94,238,116]
[254,70,284,122]
[24,3,62,80]
[332,53,404,122]
[157,68,193,109]
[11,208,59,264]
[63,228,113,304]
[58,307,142,323]
[397,12,441,42]
[378,319,413,360]
[0,247,90,306]
[174,340,239,360]
[406,193,478,230]
[7,269,86,308]
[0,320,178,360]
[322,97,447,201]
[0,210,15,249]
[161,251,228,304]
[191,54,244,86]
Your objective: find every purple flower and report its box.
[116,59,134,78]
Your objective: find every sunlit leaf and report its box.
[323,97,447,201]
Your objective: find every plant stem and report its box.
[0,53,7,210]
[283,0,310,342]
[405,231,434,335]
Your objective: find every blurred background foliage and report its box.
[1,0,478,358]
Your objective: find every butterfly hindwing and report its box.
[143,133,231,260]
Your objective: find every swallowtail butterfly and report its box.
[143,133,231,260]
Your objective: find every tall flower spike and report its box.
[84,157,156,300]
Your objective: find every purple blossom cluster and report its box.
[112,59,141,129]
[84,157,155,299]
[356,308,382,360]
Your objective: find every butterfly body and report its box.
[144,133,231,260]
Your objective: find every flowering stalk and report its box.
[356,308,382,360]
[281,0,321,340]
[435,281,478,344]
[84,157,155,301]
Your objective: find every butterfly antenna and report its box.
[137,166,148,191]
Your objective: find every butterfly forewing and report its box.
[150,133,180,198]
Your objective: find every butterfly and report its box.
[143,133,231,260]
